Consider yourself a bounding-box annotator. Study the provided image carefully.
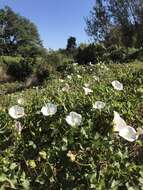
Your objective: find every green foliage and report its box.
[0,6,43,57]
[0,62,143,189]
[107,46,126,63]
[45,51,74,73]
[66,36,77,51]
[125,49,143,62]
[7,58,33,81]
[76,43,106,64]
[86,0,143,49]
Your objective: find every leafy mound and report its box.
[0,63,143,189]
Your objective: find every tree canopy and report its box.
[66,36,77,51]
[85,0,143,48]
[0,6,43,56]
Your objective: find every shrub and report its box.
[107,46,126,63]
[35,64,50,84]
[76,43,106,65]
[7,58,33,81]
[125,49,143,62]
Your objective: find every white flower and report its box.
[73,62,78,66]
[100,64,105,69]
[89,62,94,66]
[111,80,123,91]
[9,105,25,119]
[59,79,64,82]
[119,125,138,142]
[41,103,57,116]
[137,127,143,135]
[93,76,100,81]
[67,75,72,79]
[17,98,24,105]
[15,121,22,134]
[84,83,90,87]
[77,75,82,79]
[66,112,82,127]
[113,111,139,142]
[93,101,105,110]
[62,83,70,92]
[83,87,93,95]
[113,111,127,132]
[67,150,76,161]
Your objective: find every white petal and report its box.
[84,83,90,87]
[93,101,105,110]
[9,105,25,119]
[119,125,138,142]
[93,76,100,81]
[67,75,72,79]
[65,115,73,126]
[113,111,127,131]
[17,98,24,105]
[112,80,123,91]
[15,121,22,133]
[62,84,70,92]
[66,112,82,127]
[83,87,93,95]
[41,103,57,116]
[77,75,82,79]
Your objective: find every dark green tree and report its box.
[85,0,143,49]
[66,36,77,51]
[85,0,109,42]
[0,6,43,56]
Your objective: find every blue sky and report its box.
[0,0,95,50]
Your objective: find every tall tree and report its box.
[0,6,42,56]
[85,0,110,42]
[85,0,143,48]
[66,36,77,51]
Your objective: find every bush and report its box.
[125,49,143,62]
[34,64,50,84]
[76,43,106,65]
[107,46,126,63]
[7,58,33,81]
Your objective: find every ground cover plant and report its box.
[0,62,143,189]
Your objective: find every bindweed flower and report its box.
[112,80,123,91]
[17,98,25,105]
[84,83,90,87]
[113,111,127,132]
[113,111,140,142]
[9,105,25,119]
[15,121,22,134]
[93,101,105,110]
[93,75,100,81]
[77,75,82,79]
[62,83,70,92]
[39,150,47,160]
[73,62,78,66]
[67,75,72,79]
[137,127,143,135]
[41,103,57,116]
[59,79,64,82]
[27,160,36,169]
[89,62,94,66]
[83,87,93,95]
[119,125,138,142]
[67,150,76,162]
[66,112,82,127]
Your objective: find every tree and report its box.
[0,6,43,56]
[85,0,143,49]
[66,36,77,51]
[85,0,109,42]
